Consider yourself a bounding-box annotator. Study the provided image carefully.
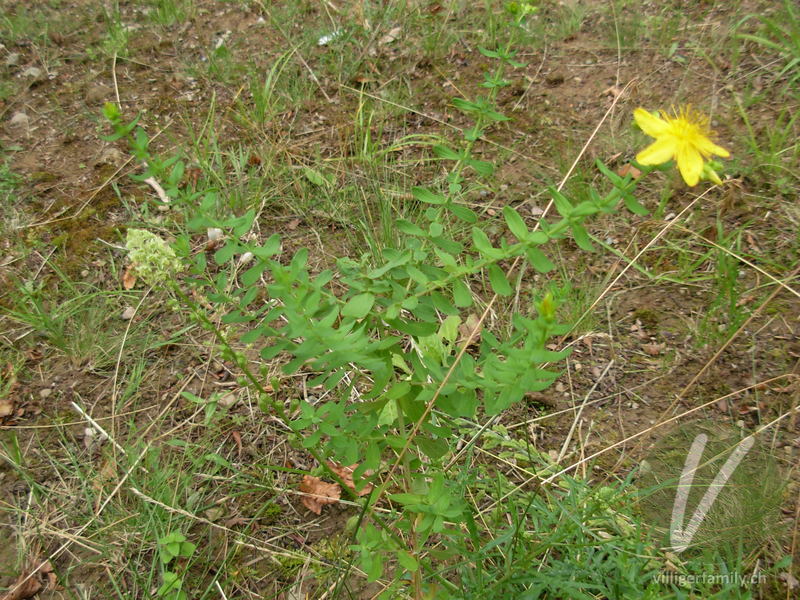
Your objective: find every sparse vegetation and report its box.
[1,1,798,599]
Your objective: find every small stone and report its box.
[121,306,136,320]
[218,392,238,408]
[39,388,52,399]
[97,146,123,166]
[21,66,42,79]
[8,111,30,136]
[5,53,20,67]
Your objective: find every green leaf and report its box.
[487,264,513,296]
[571,200,598,219]
[452,97,477,113]
[232,209,256,238]
[417,436,449,459]
[251,234,281,258]
[386,318,438,337]
[447,202,477,223]
[303,167,329,186]
[439,315,461,344]
[529,230,548,245]
[396,219,425,236]
[411,186,447,205]
[466,159,495,176]
[241,261,267,286]
[430,235,463,255]
[464,126,483,141]
[623,194,649,216]
[570,223,594,251]
[214,241,238,265]
[433,145,461,160]
[549,187,574,218]
[377,399,398,427]
[397,550,419,572]
[502,205,528,241]
[437,388,478,418]
[431,291,458,315]
[342,292,376,319]
[452,278,473,307]
[525,248,555,273]
[472,227,501,258]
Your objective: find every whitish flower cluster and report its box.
[125,228,183,285]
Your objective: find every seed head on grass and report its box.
[634,106,730,186]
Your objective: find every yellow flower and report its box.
[634,106,730,186]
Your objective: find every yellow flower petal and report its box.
[695,136,730,158]
[634,108,670,137]
[676,144,703,187]
[636,138,678,165]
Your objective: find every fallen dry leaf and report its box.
[0,396,13,419]
[378,26,401,45]
[641,342,665,356]
[122,265,137,290]
[1,571,42,600]
[327,462,373,497]
[602,85,623,99]
[616,163,642,179]
[40,561,56,590]
[299,475,341,515]
[458,313,483,345]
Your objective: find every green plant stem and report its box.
[171,284,361,499]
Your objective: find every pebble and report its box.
[8,111,30,136]
[5,53,19,67]
[218,392,238,408]
[121,306,136,320]
[21,66,42,79]
[39,388,52,399]
[97,146,124,166]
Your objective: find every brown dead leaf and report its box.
[378,26,401,45]
[327,462,373,497]
[299,475,341,515]
[458,313,483,345]
[641,342,665,356]
[0,396,13,419]
[287,218,302,231]
[616,163,642,179]
[122,265,137,290]
[41,561,56,590]
[1,571,42,600]
[231,430,242,456]
[223,516,249,528]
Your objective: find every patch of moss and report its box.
[632,308,660,329]
[272,555,305,580]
